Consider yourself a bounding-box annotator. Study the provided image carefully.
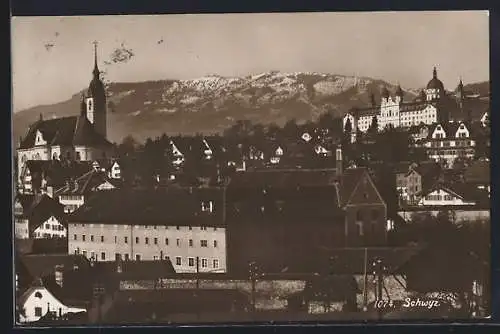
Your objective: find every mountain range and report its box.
[12,71,489,145]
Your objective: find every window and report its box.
[101,252,106,260]
[145,237,149,245]
[214,227,217,231]
[356,211,363,221]
[201,258,208,268]
[176,257,182,266]
[124,236,128,244]
[45,224,50,229]
[76,152,81,161]
[189,226,192,230]
[136,254,141,261]
[91,235,94,242]
[153,256,158,260]
[35,292,43,299]
[200,240,208,247]
[115,253,121,261]
[176,238,180,246]
[82,250,87,257]
[176,226,180,230]
[114,236,117,243]
[200,226,207,231]
[154,237,158,245]
[165,256,170,261]
[165,238,169,245]
[214,240,218,248]
[35,307,42,317]
[74,234,77,241]
[356,221,364,236]
[213,259,219,269]
[82,235,86,242]
[101,236,104,242]
[124,254,130,261]
[136,237,139,244]
[90,251,95,260]
[189,239,193,247]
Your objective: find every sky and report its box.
[11,11,489,112]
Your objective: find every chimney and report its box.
[54,265,64,287]
[335,145,343,177]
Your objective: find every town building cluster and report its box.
[13,47,490,324]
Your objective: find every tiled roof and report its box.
[18,254,91,282]
[92,259,176,282]
[23,160,94,189]
[419,181,489,204]
[19,116,112,149]
[228,169,340,189]
[68,187,225,226]
[15,194,66,232]
[53,169,119,196]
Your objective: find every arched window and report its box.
[35,292,42,299]
[76,152,81,161]
[52,153,58,160]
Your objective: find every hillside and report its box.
[14,71,435,145]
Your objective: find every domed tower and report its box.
[425,67,445,101]
[456,77,465,101]
[380,86,390,103]
[85,42,107,139]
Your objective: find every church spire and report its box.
[433,66,437,79]
[92,41,100,78]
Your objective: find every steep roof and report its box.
[68,187,225,226]
[419,181,489,205]
[19,115,112,149]
[92,259,176,282]
[18,254,91,282]
[14,194,66,232]
[23,160,94,189]
[53,169,119,196]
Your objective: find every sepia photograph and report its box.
[11,11,491,325]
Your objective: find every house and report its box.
[396,161,442,205]
[422,121,481,168]
[225,147,388,274]
[66,187,228,273]
[17,160,94,195]
[15,254,94,324]
[92,159,123,180]
[16,47,114,189]
[14,194,66,239]
[416,182,488,207]
[53,168,120,213]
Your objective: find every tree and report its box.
[118,135,138,158]
[344,118,352,134]
[283,119,299,139]
[368,116,378,134]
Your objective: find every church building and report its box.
[16,44,114,188]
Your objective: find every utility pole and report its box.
[362,247,368,311]
[249,261,259,314]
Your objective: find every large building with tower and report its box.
[16,44,114,190]
[343,67,489,143]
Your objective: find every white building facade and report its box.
[68,223,227,273]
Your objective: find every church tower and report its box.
[85,42,107,139]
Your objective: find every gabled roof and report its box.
[18,254,91,282]
[19,116,112,149]
[418,181,487,204]
[14,194,66,232]
[337,167,369,207]
[68,187,225,226]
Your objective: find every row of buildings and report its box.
[13,48,490,324]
